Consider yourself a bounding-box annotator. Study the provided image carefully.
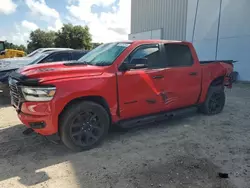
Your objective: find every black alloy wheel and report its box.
[207,92,225,114]
[199,86,225,115]
[70,111,104,147]
[60,101,110,152]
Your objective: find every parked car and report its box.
[9,40,234,151]
[27,48,73,57]
[0,49,88,95]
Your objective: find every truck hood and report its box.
[18,61,105,83]
[0,57,33,71]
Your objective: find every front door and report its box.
[117,44,166,119]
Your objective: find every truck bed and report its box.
[200,60,237,64]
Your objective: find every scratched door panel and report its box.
[162,67,201,110]
[117,69,166,119]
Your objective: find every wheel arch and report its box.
[58,95,112,128]
[210,76,224,87]
[199,76,225,104]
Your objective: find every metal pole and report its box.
[215,0,223,60]
[192,0,200,43]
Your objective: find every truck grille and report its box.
[9,78,22,109]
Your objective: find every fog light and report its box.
[29,121,46,129]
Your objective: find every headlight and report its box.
[21,86,56,102]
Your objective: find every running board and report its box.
[118,106,197,129]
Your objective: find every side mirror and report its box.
[119,58,148,71]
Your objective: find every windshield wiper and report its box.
[95,62,111,66]
[76,61,92,65]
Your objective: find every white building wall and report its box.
[218,0,250,81]
[128,29,163,40]
[130,0,188,41]
[187,0,250,81]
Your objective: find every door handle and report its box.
[152,75,164,79]
[189,72,197,76]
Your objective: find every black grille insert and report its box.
[9,78,22,109]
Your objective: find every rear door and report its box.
[161,43,201,110]
[117,44,167,119]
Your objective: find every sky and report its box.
[0,0,131,45]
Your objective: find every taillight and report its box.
[224,74,232,88]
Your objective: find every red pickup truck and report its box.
[9,40,234,151]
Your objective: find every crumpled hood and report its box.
[0,57,33,71]
[19,61,105,83]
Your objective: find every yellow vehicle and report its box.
[0,41,26,59]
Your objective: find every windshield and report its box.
[27,49,43,57]
[29,52,50,65]
[77,42,131,66]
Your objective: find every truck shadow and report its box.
[0,113,198,186]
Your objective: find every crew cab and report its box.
[9,40,234,151]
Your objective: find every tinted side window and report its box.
[128,45,163,68]
[164,44,193,67]
[72,52,87,60]
[45,52,71,63]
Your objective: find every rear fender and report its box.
[199,76,225,104]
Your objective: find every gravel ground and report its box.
[0,84,250,188]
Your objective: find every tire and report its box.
[59,101,110,152]
[199,86,225,115]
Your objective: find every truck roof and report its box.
[118,39,190,45]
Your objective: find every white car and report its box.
[27,48,73,57]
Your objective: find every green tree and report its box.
[55,24,92,50]
[18,45,27,52]
[27,29,56,53]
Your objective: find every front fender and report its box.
[46,75,119,124]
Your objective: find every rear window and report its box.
[164,44,193,67]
